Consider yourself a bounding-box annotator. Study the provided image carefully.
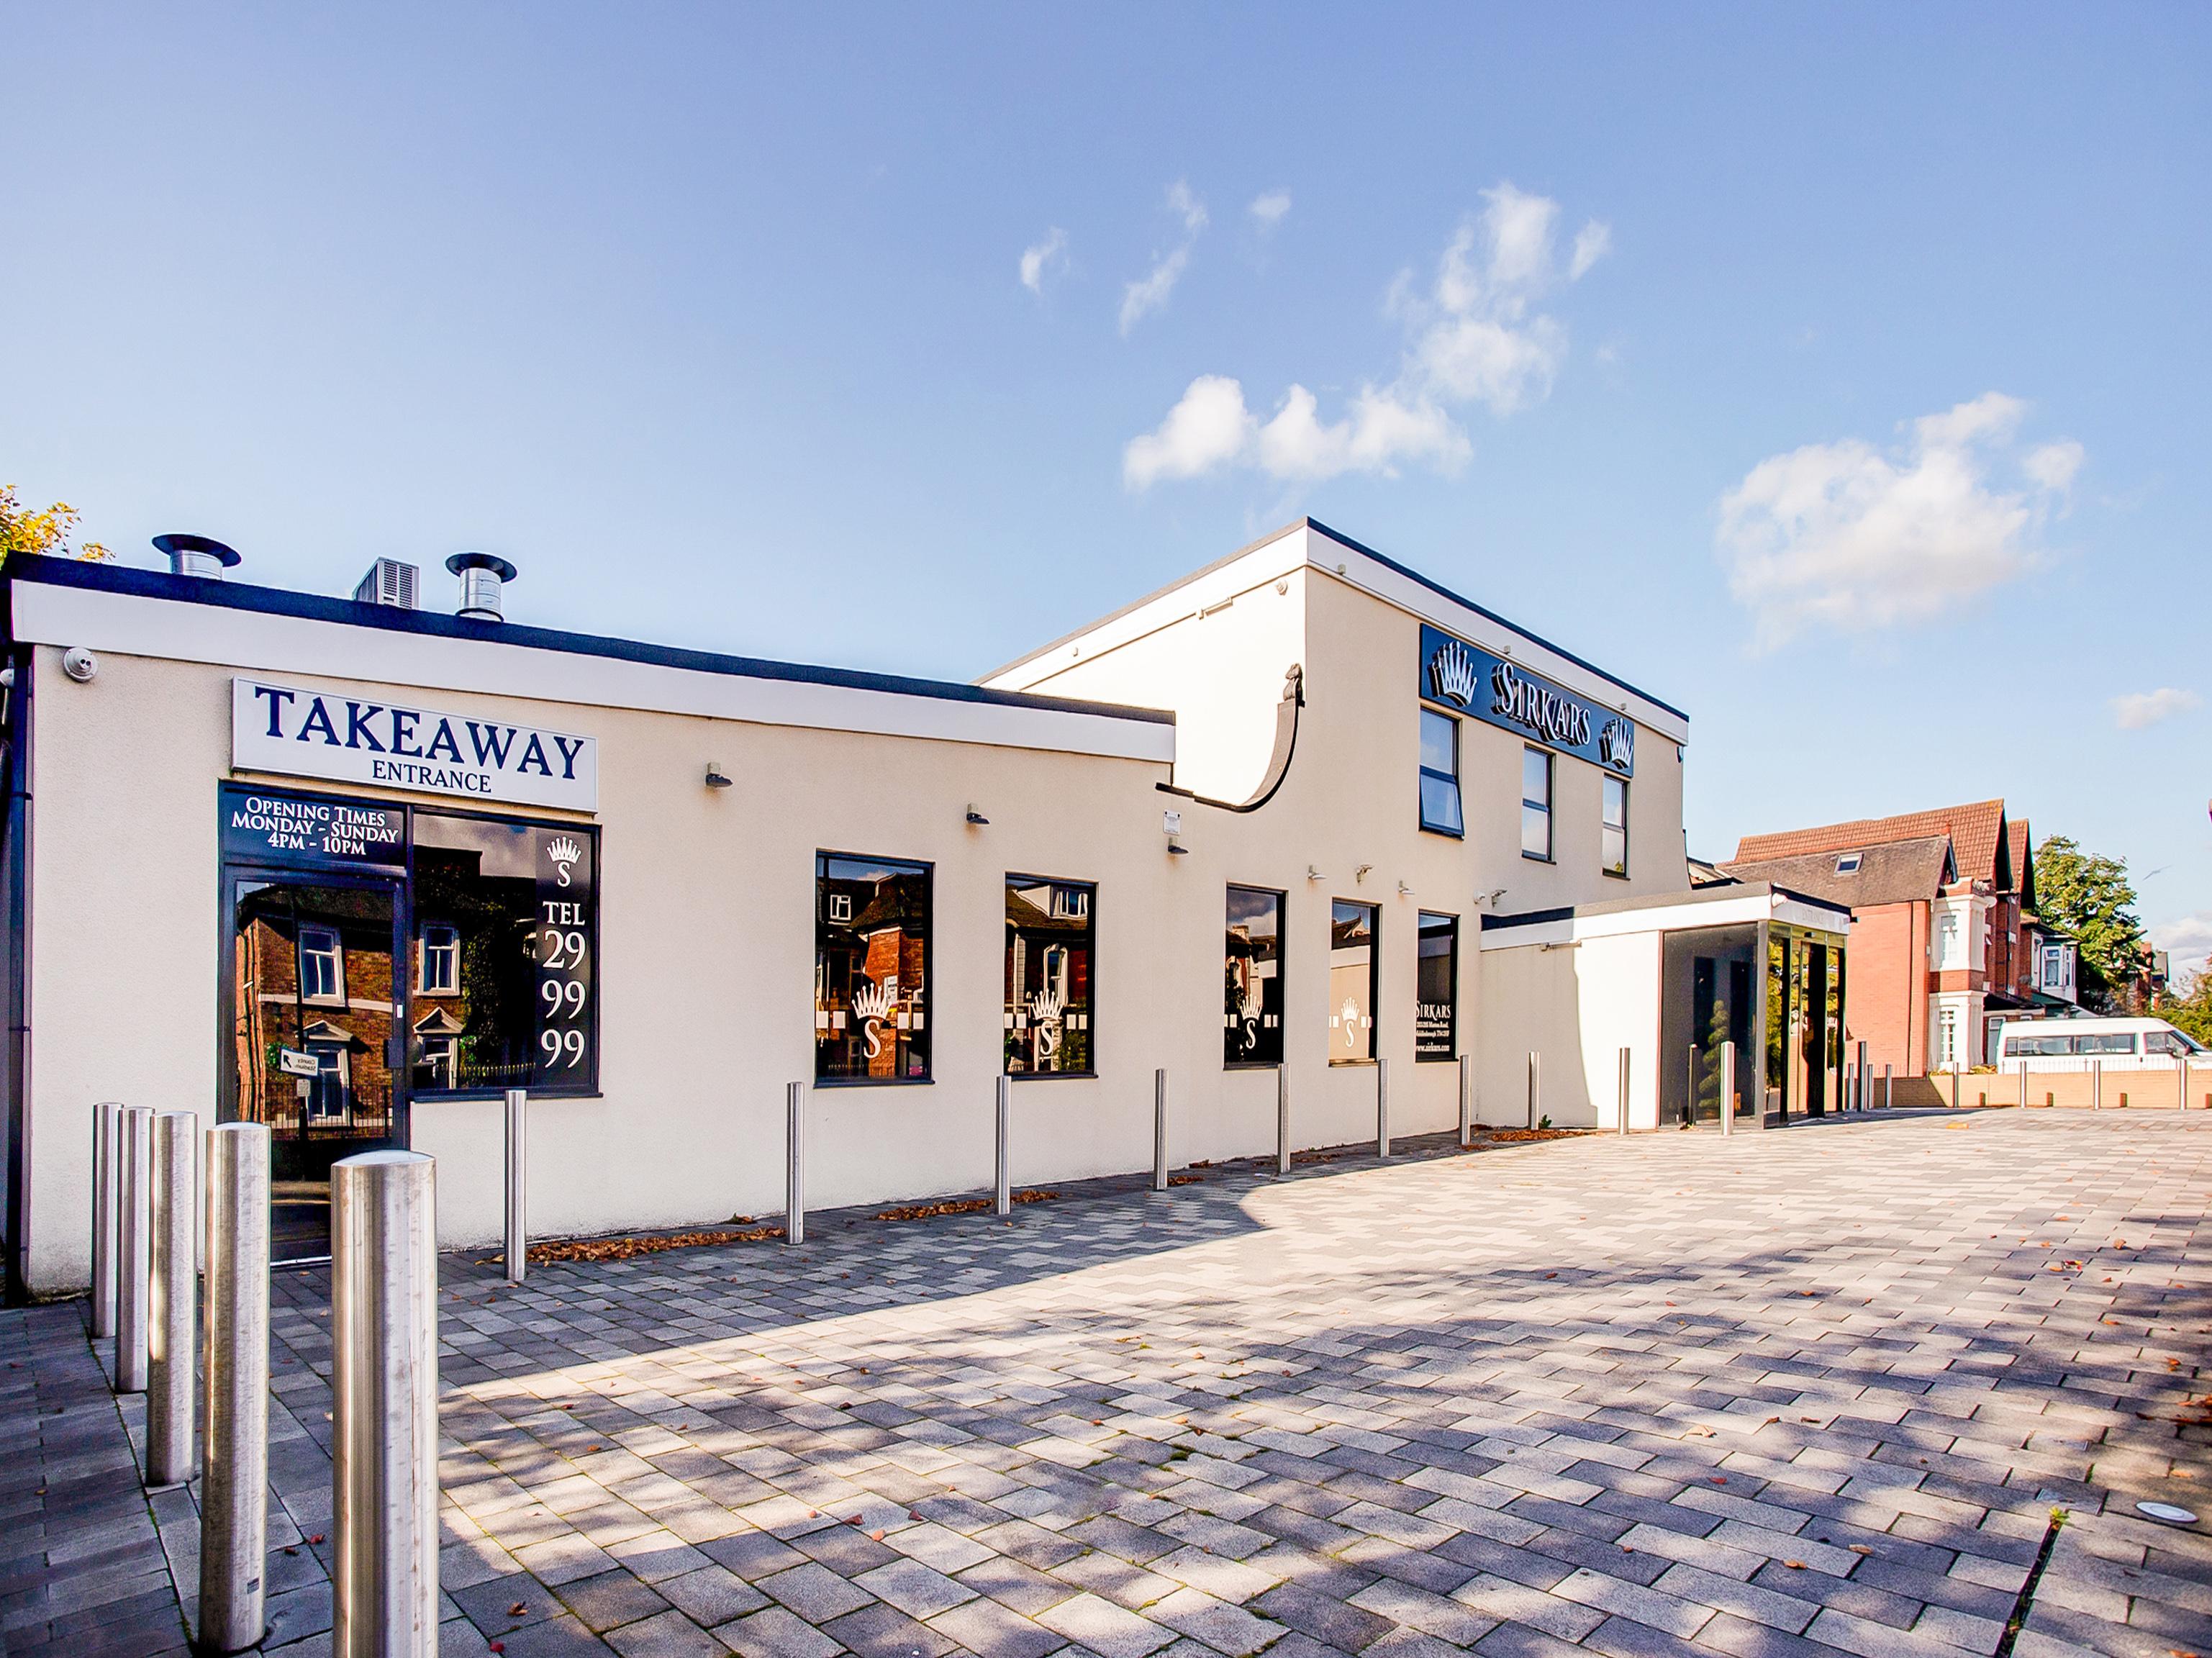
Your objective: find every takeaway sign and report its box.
[232,678,599,812]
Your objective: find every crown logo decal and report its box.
[1598,717,1634,772]
[1428,638,1477,706]
[545,835,584,887]
[849,979,894,1023]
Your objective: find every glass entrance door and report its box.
[227,874,407,1264]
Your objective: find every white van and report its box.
[1991,1015,2206,1070]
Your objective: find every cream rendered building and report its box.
[0,517,1846,1300]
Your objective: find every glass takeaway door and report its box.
[227,874,408,1264]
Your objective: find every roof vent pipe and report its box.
[152,533,242,579]
[447,552,517,621]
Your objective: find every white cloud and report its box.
[2111,687,2203,730]
[1248,189,1292,230]
[1569,219,1611,280]
[1122,375,1253,488]
[1123,181,1595,486]
[2153,913,2212,987]
[1715,392,2082,649]
[1120,181,1209,335]
[1019,227,1068,295]
[2025,438,2085,493]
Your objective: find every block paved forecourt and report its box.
[8,1108,2212,1657]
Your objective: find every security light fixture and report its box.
[1475,887,1508,907]
[1355,864,1373,883]
[965,806,990,826]
[1397,881,1414,897]
[1306,865,1323,882]
[704,762,733,789]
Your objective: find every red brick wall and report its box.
[1840,901,1928,1076]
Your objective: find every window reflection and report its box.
[1418,708,1463,836]
[1521,748,1552,860]
[1006,875,1093,1074]
[817,852,931,1082]
[1330,900,1377,1063]
[1225,886,1284,1066]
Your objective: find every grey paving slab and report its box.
[14,1110,2212,1657]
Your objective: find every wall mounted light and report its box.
[1355,864,1373,884]
[1306,865,1323,882]
[1397,881,1414,897]
[1475,887,1508,907]
[704,762,733,789]
[965,805,989,826]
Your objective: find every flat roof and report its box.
[982,516,1687,723]
[4,554,1174,727]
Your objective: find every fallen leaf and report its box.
[1849,1544,1872,1555]
[1784,1559,1808,1570]
[869,1529,885,1541]
[508,1603,527,1617]
[309,1534,325,1545]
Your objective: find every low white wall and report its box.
[1477,932,1662,1129]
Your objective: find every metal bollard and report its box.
[1276,1064,1291,1177]
[1457,1053,1473,1149]
[91,1101,123,1341]
[1721,1042,1736,1138]
[1882,1064,1893,1111]
[2180,1055,2189,1112]
[146,1112,198,1487]
[116,1105,155,1393]
[1377,1058,1390,1160]
[2092,1058,2101,1111]
[504,1088,527,1285]
[2019,1061,2028,1111]
[785,1082,806,1246]
[994,1074,1011,1218]
[1620,1047,1632,1135]
[1951,1061,1962,1110]
[1153,1069,1169,1192]
[1527,1050,1540,1129]
[1686,1045,1697,1129]
[331,1150,439,1658]
[201,1123,271,1656]
[1857,1041,1869,1111]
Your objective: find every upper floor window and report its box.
[1835,853,1862,874]
[419,923,460,995]
[1601,776,1628,877]
[1520,748,1553,861]
[298,925,343,1003]
[1418,709,1463,837]
[1935,912,1962,969]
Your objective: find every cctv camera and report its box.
[61,647,97,683]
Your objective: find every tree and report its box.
[2034,835,2147,1012]
[0,485,112,563]
[2167,959,2212,1048]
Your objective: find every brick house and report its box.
[1723,799,2059,1074]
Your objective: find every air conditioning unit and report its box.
[353,558,420,610]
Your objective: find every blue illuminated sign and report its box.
[1418,625,1633,776]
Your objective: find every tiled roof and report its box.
[2008,820,2035,907]
[1733,799,2013,888]
[1721,835,1957,910]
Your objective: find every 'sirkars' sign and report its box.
[232,678,599,812]
[1418,626,1633,776]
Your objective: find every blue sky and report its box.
[6,6,2208,965]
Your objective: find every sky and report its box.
[5,6,2208,969]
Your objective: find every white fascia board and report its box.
[980,525,1311,689]
[16,582,1177,764]
[1318,538,1690,746]
[1479,890,1849,951]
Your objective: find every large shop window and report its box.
[1601,776,1628,877]
[1224,886,1284,1066]
[1329,900,1377,1064]
[816,852,931,1082]
[1415,911,1458,1060]
[1520,748,1553,861]
[1006,875,1094,1075]
[409,812,599,1096]
[1418,708,1464,837]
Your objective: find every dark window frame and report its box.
[1418,707,1464,838]
[1601,774,1628,879]
[1415,910,1459,1061]
[1329,897,1379,1066]
[1520,746,1554,863]
[814,848,935,1087]
[1225,883,1287,1070]
[1005,871,1097,1080]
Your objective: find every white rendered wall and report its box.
[1477,933,1663,1130]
